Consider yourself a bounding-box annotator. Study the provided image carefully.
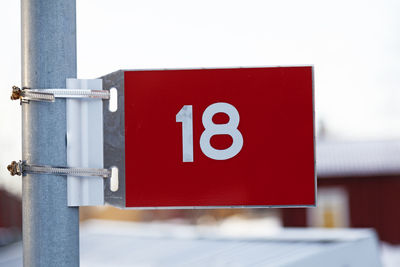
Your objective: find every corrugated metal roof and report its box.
[317,140,400,177]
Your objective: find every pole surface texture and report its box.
[21,0,79,266]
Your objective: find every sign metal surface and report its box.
[102,67,315,208]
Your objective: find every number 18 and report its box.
[176,102,243,162]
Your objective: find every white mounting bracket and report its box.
[66,78,105,207]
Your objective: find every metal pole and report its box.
[21,0,79,266]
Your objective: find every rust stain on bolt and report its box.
[11,86,22,100]
[7,161,21,176]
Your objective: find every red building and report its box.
[0,188,21,246]
[0,188,21,229]
[282,140,400,244]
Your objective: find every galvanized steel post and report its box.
[21,0,79,266]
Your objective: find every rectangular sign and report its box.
[102,67,315,208]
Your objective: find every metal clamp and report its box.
[11,86,110,103]
[7,161,111,178]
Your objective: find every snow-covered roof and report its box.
[317,140,400,177]
[0,219,382,267]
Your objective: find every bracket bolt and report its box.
[11,86,22,100]
[7,161,22,176]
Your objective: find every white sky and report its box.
[1,0,400,194]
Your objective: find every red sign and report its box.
[105,67,315,208]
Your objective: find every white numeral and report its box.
[176,105,194,162]
[176,102,243,162]
[200,103,243,160]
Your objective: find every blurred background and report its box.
[1,0,400,266]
